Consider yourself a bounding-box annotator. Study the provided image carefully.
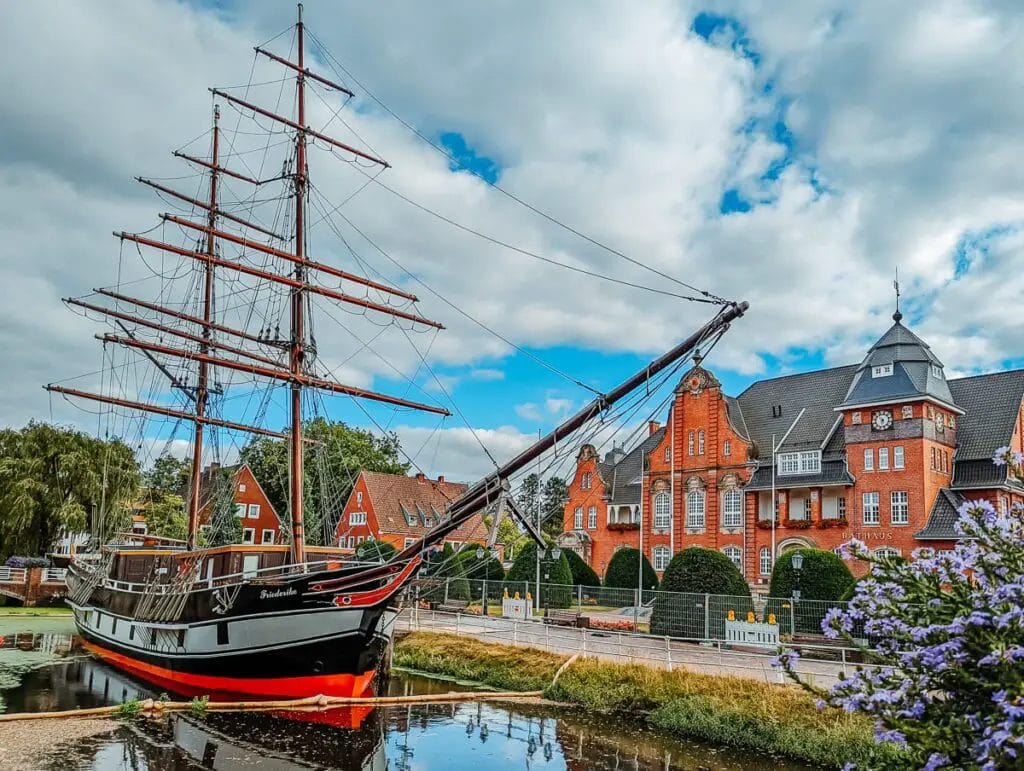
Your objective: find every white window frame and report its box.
[686,490,705,529]
[688,431,695,456]
[235,503,246,518]
[891,491,909,525]
[653,492,671,529]
[664,446,670,462]
[247,503,260,519]
[722,489,742,529]
[723,439,731,457]
[349,511,367,526]
[238,483,246,493]
[404,538,416,549]
[722,545,742,573]
[863,492,880,526]
[931,364,942,379]
[874,547,901,559]
[356,491,363,505]
[698,430,705,455]
[260,529,275,544]
[574,506,583,529]
[878,447,889,470]
[872,363,893,378]
[587,505,597,529]
[581,472,592,490]
[893,446,905,469]
[652,546,671,572]
[837,496,846,519]
[864,448,874,471]
[777,450,820,476]
[242,527,256,544]
[759,547,772,576]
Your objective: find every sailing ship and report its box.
[47,5,747,698]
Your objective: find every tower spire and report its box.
[893,268,903,323]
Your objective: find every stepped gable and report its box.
[360,470,476,538]
[841,318,957,411]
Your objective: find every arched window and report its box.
[652,546,671,571]
[722,489,743,529]
[873,547,901,560]
[688,431,695,456]
[722,545,743,573]
[759,547,772,576]
[686,489,705,529]
[653,492,671,529]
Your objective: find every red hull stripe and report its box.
[82,640,376,699]
[332,558,420,608]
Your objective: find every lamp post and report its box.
[791,551,804,635]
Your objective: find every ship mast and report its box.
[187,104,220,550]
[289,3,308,564]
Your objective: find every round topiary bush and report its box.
[446,576,471,602]
[603,548,658,590]
[767,548,855,635]
[650,547,752,639]
[564,548,600,589]
[355,539,397,563]
[454,546,505,599]
[503,542,572,608]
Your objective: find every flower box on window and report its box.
[755,518,777,530]
[819,517,849,529]
[607,522,640,532]
[783,518,813,530]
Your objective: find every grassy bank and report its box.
[393,632,900,768]
[0,606,72,616]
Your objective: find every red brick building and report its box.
[560,313,1024,586]
[336,470,493,553]
[197,463,283,546]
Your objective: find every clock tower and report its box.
[838,310,964,544]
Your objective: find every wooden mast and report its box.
[187,104,220,550]
[290,3,307,564]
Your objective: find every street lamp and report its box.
[476,547,486,561]
[550,547,561,560]
[790,552,803,634]
[791,552,804,571]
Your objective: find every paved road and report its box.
[395,609,864,688]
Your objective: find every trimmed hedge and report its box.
[650,548,752,639]
[769,548,853,601]
[603,548,658,590]
[564,548,600,588]
[447,576,471,602]
[504,542,573,608]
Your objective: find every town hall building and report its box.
[559,311,1024,585]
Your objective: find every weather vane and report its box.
[893,268,902,322]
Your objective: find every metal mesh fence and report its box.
[416,578,856,644]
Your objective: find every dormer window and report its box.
[872,363,893,378]
[931,364,942,379]
[777,450,821,476]
[401,504,418,527]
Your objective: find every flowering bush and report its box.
[589,617,635,632]
[756,518,777,530]
[819,516,849,529]
[783,517,813,529]
[777,447,1024,769]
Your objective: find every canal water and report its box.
[1,616,809,770]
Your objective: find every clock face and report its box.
[871,410,893,431]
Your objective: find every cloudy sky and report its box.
[2,0,1022,482]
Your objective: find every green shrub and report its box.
[650,548,751,639]
[503,542,572,608]
[356,538,397,563]
[769,548,853,601]
[564,548,600,588]
[603,548,658,590]
[446,577,471,602]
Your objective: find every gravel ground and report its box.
[0,718,117,770]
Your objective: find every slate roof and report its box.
[358,471,484,540]
[745,460,854,491]
[841,319,957,410]
[915,488,964,540]
[951,459,1009,489]
[949,370,1024,460]
[601,428,666,506]
[732,365,858,454]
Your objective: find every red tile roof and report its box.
[360,471,490,541]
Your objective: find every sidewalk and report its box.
[395,607,864,689]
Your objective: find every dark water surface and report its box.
[1,616,809,770]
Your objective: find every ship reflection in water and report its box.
[2,626,808,770]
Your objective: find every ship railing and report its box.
[100,557,397,594]
[0,567,28,583]
[42,568,68,584]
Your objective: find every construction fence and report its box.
[412,578,863,643]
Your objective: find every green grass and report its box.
[0,606,72,616]
[393,632,903,769]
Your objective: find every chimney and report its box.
[437,475,445,483]
[648,420,661,436]
[415,473,426,482]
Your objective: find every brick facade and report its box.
[559,323,1024,587]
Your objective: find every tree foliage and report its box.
[145,454,190,498]
[205,468,243,547]
[516,473,541,526]
[603,547,658,590]
[144,493,187,542]
[778,449,1024,770]
[240,417,408,546]
[504,542,573,608]
[564,548,600,588]
[0,422,140,559]
[356,538,397,563]
[651,547,751,638]
[769,548,854,601]
[540,477,569,538]
[660,547,750,596]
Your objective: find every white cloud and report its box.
[514,403,542,422]
[393,424,536,481]
[469,368,504,381]
[544,397,573,416]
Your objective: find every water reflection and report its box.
[1,619,809,770]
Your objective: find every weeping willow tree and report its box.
[0,421,140,560]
